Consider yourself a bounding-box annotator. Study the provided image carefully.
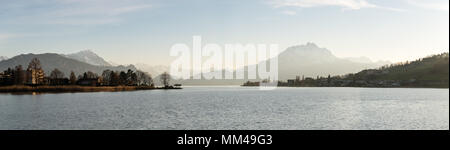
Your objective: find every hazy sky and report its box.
[0,0,448,65]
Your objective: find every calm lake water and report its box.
[0,87,448,130]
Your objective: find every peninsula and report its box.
[0,58,181,94]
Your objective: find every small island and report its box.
[0,58,181,94]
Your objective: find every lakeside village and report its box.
[243,75,407,88]
[0,58,180,93]
[243,53,449,88]
[243,70,447,88]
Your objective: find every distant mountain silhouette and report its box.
[274,42,389,80]
[172,43,390,85]
[344,56,374,63]
[135,64,169,77]
[0,43,392,85]
[0,56,7,62]
[343,57,390,67]
[65,50,172,76]
[0,53,136,77]
[65,50,112,66]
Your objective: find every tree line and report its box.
[1,58,156,87]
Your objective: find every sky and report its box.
[0,0,449,66]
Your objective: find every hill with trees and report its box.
[0,53,136,76]
[244,52,449,88]
[344,53,448,87]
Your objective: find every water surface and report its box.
[0,87,448,130]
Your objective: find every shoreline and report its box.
[241,85,449,89]
[0,85,182,94]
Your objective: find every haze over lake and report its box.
[0,87,448,130]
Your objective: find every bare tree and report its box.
[126,69,137,85]
[136,71,153,86]
[83,71,97,79]
[119,71,127,85]
[130,73,137,85]
[14,65,25,85]
[28,58,42,71]
[77,75,83,80]
[50,68,65,79]
[70,71,77,85]
[27,58,43,84]
[136,71,145,86]
[160,72,171,87]
[110,71,120,86]
[102,70,113,85]
[145,74,153,86]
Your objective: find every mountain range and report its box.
[275,43,389,79]
[0,56,7,62]
[0,53,135,76]
[173,43,390,85]
[64,50,112,66]
[134,64,170,78]
[1,43,390,85]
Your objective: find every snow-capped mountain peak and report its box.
[65,50,112,66]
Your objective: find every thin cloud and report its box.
[405,0,449,11]
[50,2,152,17]
[0,33,26,45]
[281,10,297,15]
[44,18,122,25]
[377,6,407,12]
[270,0,377,10]
[268,0,405,12]
[0,34,18,40]
[2,0,153,26]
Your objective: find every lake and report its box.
[0,87,448,130]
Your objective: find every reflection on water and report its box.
[0,87,448,130]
